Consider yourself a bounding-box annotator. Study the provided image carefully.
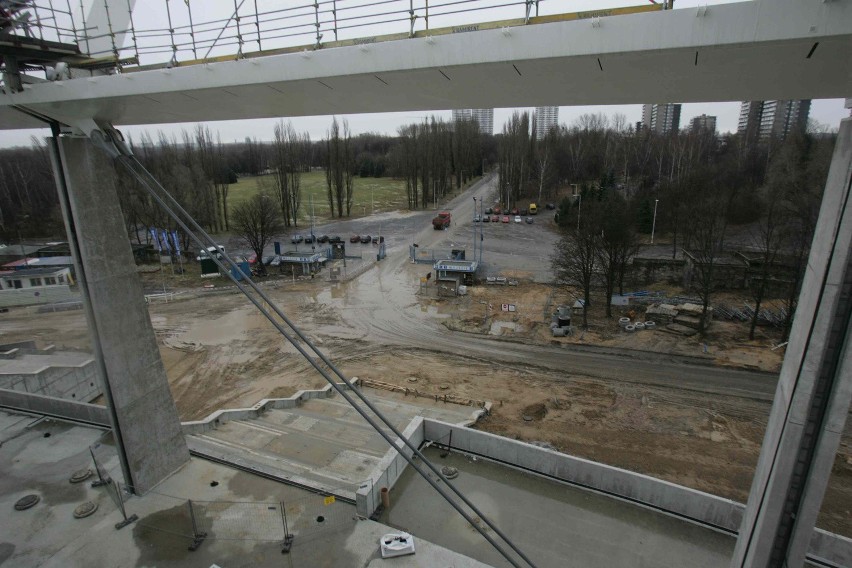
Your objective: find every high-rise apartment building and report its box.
[689,114,717,134]
[737,100,811,143]
[451,108,494,135]
[534,106,559,140]
[641,103,682,133]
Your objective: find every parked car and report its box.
[485,207,493,215]
[371,235,385,244]
[501,215,510,223]
[304,234,316,244]
[317,235,329,243]
[490,215,499,223]
[493,206,502,215]
[473,214,482,222]
[360,235,371,244]
[247,253,258,264]
[329,236,343,244]
[520,208,528,216]
[350,234,360,243]
[545,203,556,210]
[482,215,490,223]
[511,207,520,215]
[514,215,522,223]
[525,217,534,224]
[291,234,303,244]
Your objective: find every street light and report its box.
[651,199,659,245]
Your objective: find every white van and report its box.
[196,245,225,261]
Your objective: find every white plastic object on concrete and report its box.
[634,322,646,331]
[552,327,566,337]
[458,285,467,295]
[645,321,656,330]
[625,325,635,333]
[380,532,416,558]
[619,317,631,328]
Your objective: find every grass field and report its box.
[227,172,408,222]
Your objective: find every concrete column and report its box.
[49,135,188,494]
[732,118,852,567]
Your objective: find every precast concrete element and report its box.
[356,417,425,518]
[1,0,851,129]
[49,136,188,494]
[180,381,352,435]
[732,117,852,567]
[0,350,100,402]
[416,419,852,567]
[0,388,110,426]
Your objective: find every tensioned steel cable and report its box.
[111,148,539,568]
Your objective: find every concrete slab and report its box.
[187,393,477,499]
[0,409,494,568]
[379,447,734,568]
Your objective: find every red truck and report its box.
[432,211,451,230]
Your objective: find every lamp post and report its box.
[472,197,477,262]
[651,198,659,245]
[17,214,29,267]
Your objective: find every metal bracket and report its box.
[67,120,133,158]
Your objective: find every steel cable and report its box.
[113,150,539,568]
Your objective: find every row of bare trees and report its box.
[392,116,483,210]
[545,111,834,339]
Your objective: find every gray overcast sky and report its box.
[2,0,849,147]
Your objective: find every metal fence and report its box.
[409,245,464,264]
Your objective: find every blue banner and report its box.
[171,231,181,255]
[150,228,161,252]
[161,229,171,252]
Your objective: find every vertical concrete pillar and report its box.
[732,118,852,567]
[49,135,188,494]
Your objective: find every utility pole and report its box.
[651,198,659,244]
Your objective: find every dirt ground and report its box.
[2,178,848,537]
[4,269,849,537]
[441,279,787,374]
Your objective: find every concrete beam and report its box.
[1,0,851,129]
[731,118,852,567]
[49,135,188,494]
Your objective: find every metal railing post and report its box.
[187,500,207,551]
[280,500,294,553]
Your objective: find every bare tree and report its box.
[272,120,309,227]
[685,172,730,333]
[325,117,354,217]
[231,193,284,276]
[746,183,785,339]
[551,199,601,328]
[596,192,638,317]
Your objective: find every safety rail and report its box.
[1,0,669,70]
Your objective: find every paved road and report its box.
[326,175,781,403]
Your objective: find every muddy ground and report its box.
[2,176,849,536]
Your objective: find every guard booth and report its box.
[278,251,326,276]
[433,259,478,285]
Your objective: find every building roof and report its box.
[279,251,324,262]
[434,260,478,272]
[3,256,74,269]
[0,266,70,278]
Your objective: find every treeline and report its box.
[538,111,835,340]
[0,113,492,243]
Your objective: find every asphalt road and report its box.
[324,174,782,403]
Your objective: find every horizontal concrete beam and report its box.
[0,388,110,426]
[1,0,850,129]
